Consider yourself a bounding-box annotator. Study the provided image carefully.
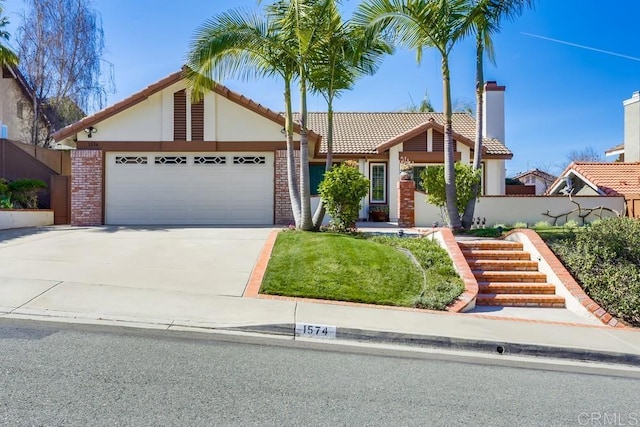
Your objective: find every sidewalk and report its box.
[1,224,639,368]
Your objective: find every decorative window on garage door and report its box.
[233,156,266,165]
[115,156,148,165]
[155,156,187,165]
[194,156,226,165]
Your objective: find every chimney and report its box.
[624,91,640,162]
[483,81,506,143]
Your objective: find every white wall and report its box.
[75,80,288,143]
[0,210,54,229]
[484,159,506,195]
[414,195,625,227]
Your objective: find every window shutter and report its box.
[173,90,186,140]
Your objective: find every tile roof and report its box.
[297,112,511,156]
[551,161,640,196]
[514,168,557,181]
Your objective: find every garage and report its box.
[105,152,274,225]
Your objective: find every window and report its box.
[412,166,426,191]
[370,163,386,203]
[233,156,265,164]
[16,101,23,119]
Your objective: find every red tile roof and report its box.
[551,162,640,196]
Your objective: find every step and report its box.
[473,271,547,283]
[478,282,556,295]
[458,241,523,251]
[467,260,539,271]
[476,294,565,308]
[462,249,531,260]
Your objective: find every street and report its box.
[1,319,639,426]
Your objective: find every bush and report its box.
[7,178,47,209]
[549,217,640,326]
[318,162,369,233]
[421,162,481,219]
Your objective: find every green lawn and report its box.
[260,231,464,310]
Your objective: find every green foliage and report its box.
[0,178,9,197]
[0,195,12,209]
[8,178,47,209]
[534,221,551,228]
[422,163,481,215]
[512,221,527,228]
[318,163,369,232]
[548,217,640,326]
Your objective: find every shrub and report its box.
[512,221,528,228]
[421,163,481,219]
[318,162,369,233]
[549,217,640,326]
[534,221,550,228]
[8,178,47,209]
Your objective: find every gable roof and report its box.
[300,112,512,157]
[605,143,624,157]
[547,161,640,196]
[514,168,556,182]
[2,65,53,130]
[51,70,320,143]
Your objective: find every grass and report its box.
[260,231,464,310]
[461,224,576,242]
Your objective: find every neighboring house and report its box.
[52,71,512,226]
[0,65,50,144]
[512,169,556,195]
[546,162,640,217]
[605,90,640,162]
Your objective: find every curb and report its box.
[232,323,640,368]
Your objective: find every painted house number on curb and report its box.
[295,323,337,339]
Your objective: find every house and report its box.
[0,65,50,144]
[512,168,556,195]
[52,71,512,226]
[548,90,640,218]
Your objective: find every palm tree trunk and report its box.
[312,97,333,229]
[284,81,301,227]
[462,33,484,229]
[298,72,313,231]
[442,55,462,230]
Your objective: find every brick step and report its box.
[458,241,523,251]
[473,271,547,283]
[467,260,539,271]
[478,282,556,295]
[462,249,531,260]
[476,293,565,308]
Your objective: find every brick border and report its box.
[505,228,627,328]
[243,229,279,298]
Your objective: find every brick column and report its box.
[397,179,415,228]
[274,149,300,225]
[71,150,103,226]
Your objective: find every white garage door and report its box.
[105,152,274,225]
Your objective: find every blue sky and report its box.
[3,0,640,176]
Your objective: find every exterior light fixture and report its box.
[84,126,97,138]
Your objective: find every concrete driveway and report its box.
[0,226,274,297]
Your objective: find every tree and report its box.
[308,0,392,227]
[461,0,535,229]
[16,0,113,145]
[185,5,303,227]
[567,146,602,163]
[354,0,468,230]
[405,89,435,112]
[421,162,480,225]
[0,0,18,66]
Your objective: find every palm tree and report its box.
[0,0,18,66]
[308,0,392,228]
[354,0,468,230]
[184,6,303,227]
[461,0,535,229]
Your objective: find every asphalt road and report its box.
[1,319,639,427]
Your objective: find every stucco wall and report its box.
[0,210,54,229]
[75,80,287,143]
[414,195,625,227]
[0,72,42,144]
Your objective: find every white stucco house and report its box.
[51,70,512,226]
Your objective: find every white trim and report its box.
[369,163,387,204]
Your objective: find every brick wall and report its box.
[397,179,415,228]
[71,150,103,226]
[275,149,300,225]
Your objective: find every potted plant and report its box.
[399,156,413,181]
[369,204,389,222]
